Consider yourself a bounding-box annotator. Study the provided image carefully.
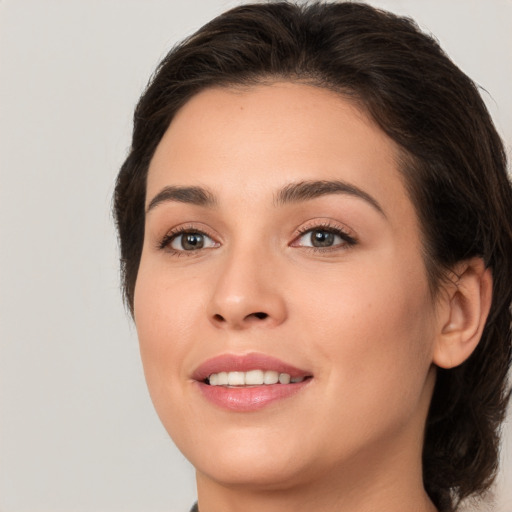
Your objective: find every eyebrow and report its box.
[146,185,217,213]
[146,179,385,216]
[275,179,385,216]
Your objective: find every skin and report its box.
[133,82,480,512]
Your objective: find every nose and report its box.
[207,247,288,330]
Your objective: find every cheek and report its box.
[135,258,204,346]
[298,252,436,416]
[133,262,196,401]
[133,266,208,449]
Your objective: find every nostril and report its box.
[211,311,271,326]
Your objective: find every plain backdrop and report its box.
[1,1,511,511]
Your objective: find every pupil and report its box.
[312,230,334,247]
[183,233,204,250]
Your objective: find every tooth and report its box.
[228,371,245,386]
[217,372,228,386]
[245,369,264,385]
[264,370,279,384]
[279,373,291,384]
[207,370,303,386]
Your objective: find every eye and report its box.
[293,226,356,250]
[160,229,218,252]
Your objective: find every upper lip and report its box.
[192,352,312,381]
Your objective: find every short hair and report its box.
[113,3,512,511]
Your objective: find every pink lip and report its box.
[192,352,313,412]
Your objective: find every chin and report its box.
[194,454,313,491]
[177,426,316,490]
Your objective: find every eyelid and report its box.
[290,219,358,248]
[157,223,220,252]
[293,219,356,240]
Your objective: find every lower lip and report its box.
[195,380,311,412]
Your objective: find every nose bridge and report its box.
[208,239,287,329]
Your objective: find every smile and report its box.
[207,370,307,386]
[193,353,313,411]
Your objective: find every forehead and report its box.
[146,82,413,223]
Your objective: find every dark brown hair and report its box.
[114,2,512,510]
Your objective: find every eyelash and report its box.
[158,225,218,255]
[293,221,357,252]
[157,221,357,255]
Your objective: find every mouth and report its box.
[192,353,313,411]
[193,352,313,385]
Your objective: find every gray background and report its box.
[1,1,511,511]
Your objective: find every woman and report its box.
[113,2,512,511]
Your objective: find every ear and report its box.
[433,258,493,369]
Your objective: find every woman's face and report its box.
[134,83,439,491]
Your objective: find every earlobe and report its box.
[433,258,493,369]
